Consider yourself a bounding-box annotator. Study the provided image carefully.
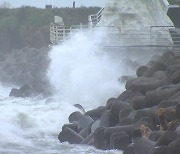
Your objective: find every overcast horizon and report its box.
[0,0,107,8]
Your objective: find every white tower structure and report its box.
[50,16,65,44]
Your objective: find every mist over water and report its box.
[0,28,130,153]
[46,27,165,153]
[48,29,127,109]
[48,27,165,110]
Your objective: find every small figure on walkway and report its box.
[73,1,75,8]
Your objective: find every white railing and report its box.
[50,23,90,44]
[161,0,170,12]
[50,24,180,48]
[88,8,104,28]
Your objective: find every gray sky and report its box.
[0,0,107,8]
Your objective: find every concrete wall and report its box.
[167,7,180,28]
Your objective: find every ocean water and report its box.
[0,29,165,154]
[0,0,172,153]
[0,29,128,153]
[0,83,121,154]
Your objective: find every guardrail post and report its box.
[70,27,72,35]
[63,28,66,41]
[150,27,152,45]
[88,15,92,28]
[80,23,82,30]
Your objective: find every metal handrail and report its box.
[150,25,174,31]
[50,24,180,47]
[88,8,104,27]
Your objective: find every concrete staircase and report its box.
[169,28,180,46]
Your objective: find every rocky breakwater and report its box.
[2,47,53,98]
[58,50,180,154]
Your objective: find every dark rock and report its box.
[153,71,166,80]
[176,125,180,135]
[168,138,180,154]
[136,65,148,77]
[19,84,34,98]
[128,110,137,122]
[77,115,94,130]
[143,60,167,77]
[155,130,178,146]
[9,84,35,98]
[133,137,155,154]
[117,90,142,102]
[158,100,179,108]
[58,127,84,144]
[125,77,164,95]
[132,96,147,110]
[80,133,94,145]
[88,137,94,145]
[106,98,116,109]
[73,104,85,113]
[123,143,134,154]
[167,64,180,76]
[134,118,151,131]
[110,100,130,118]
[135,107,157,123]
[171,69,180,84]
[175,103,180,119]
[119,117,134,126]
[56,50,180,151]
[160,51,175,65]
[145,85,179,108]
[135,117,155,130]
[173,50,180,59]
[104,125,134,141]
[146,60,156,67]
[68,111,83,123]
[62,123,79,133]
[91,120,100,133]
[85,106,107,120]
[132,129,142,140]
[110,132,131,150]
[94,127,106,150]
[0,52,5,61]
[119,107,134,119]
[169,91,180,100]
[99,110,118,127]
[152,145,171,154]
[149,131,165,142]
[174,58,180,64]
[9,88,20,97]
[79,127,91,138]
